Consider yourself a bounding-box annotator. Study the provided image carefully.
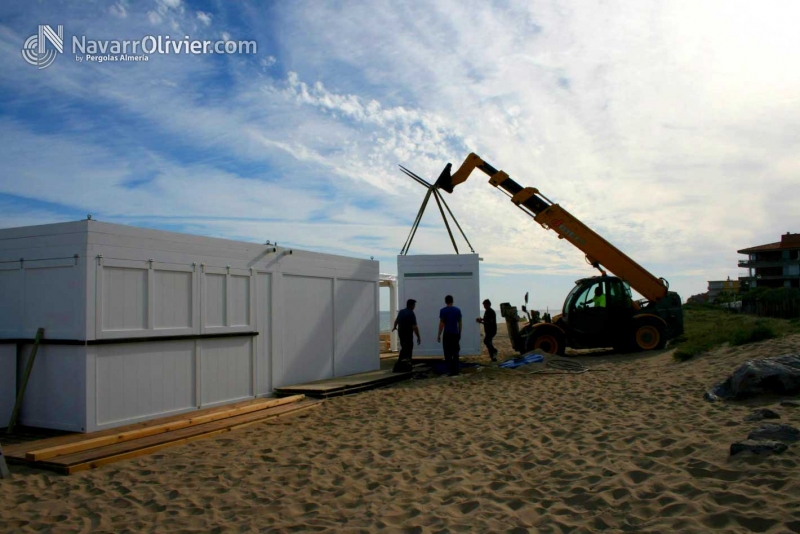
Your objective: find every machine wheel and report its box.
[526,329,566,356]
[632,319,667,351]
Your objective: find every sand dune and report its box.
[2,327,799,533]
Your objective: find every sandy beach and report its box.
[2,325,799,533]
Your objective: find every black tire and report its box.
[631,318,667,351]
[525,329,566,356]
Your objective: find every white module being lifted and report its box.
[397,254,480,357]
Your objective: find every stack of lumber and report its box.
[4,395,320,475]
[274,367,421,399]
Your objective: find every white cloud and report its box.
[196,11,211,26]
[157,0,182,11]
[0,119,331,223]
[2,0,799,309]
[262,0,800,303]
[109,2,128,18]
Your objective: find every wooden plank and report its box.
[7,399,260,457]
[4,396,287,458]
[319,373,414,398]
[47,399,322,468]
[45,402,313,467]
[63,401,322,474]
[276,369,399,390]
[277,383,348,393]
[26,394,305,462]
[275,370,399,392]
[275,369,419,398]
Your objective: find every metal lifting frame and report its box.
[398,165,475,256]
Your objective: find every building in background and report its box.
[738,232,800,289]
[707,278,740,302]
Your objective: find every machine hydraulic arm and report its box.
[435,153,670,303]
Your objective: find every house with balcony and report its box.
[707,278,740,302]
[738,232,800,289]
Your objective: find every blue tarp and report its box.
[498,353,545,369]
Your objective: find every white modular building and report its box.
[397,254,480,357]
[0,221,379,432]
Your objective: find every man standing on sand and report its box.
[476,299,498,362]
[437,295,462,376]
[392,299,420,372]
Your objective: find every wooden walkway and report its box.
[3,395,320,475]
[274,366,423,398]
[2,366,424,475]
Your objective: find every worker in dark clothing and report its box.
[392,299,420,372]
[437,295,462,376]
[476,299,498,361]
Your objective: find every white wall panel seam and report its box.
[147,263,155,330]
[332,276,337,377]
[94,258,103,340]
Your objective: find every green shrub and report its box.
[672,338,718,362]
[673,348,698,362]
[731,324,776,346]
[671,306,799,362]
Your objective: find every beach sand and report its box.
[2,325,800,533]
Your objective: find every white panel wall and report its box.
[0,268,22,337]
[255,272,272,395]
[334,279,379,377]
[229,275,250,326]
[398,254,481,356]
[0,345,15,427]
[18,345,86,432]
[0,221,88,340]
[201,267,254,333]
[90,262,257,337]
[0,260,83,339]
[200,337,253,406]
[154,270,192,328]
[277,275,334,387]
[0,220,379,432]
[205,273,226,327]
[24,262,83,338]
[103,266,148,331]
[95,341,195,427]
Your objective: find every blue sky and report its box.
[1,1,799,311]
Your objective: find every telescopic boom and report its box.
[435,153,670,303]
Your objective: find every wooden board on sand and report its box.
[4,396,297,460]
[273,367,424,398]
[6,396,322,475]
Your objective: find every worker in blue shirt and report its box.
[437,295,462,376]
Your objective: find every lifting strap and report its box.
[398,165,474,256]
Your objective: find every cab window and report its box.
[568,281,604,312]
